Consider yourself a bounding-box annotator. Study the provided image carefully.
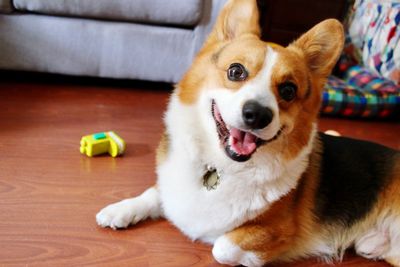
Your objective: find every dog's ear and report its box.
[288,19,344,78]
[209,0,261,43]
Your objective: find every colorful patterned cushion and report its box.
[322,66,400,118]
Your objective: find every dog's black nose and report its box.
[242,101,273,129]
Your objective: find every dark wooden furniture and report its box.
[258,0,350,46]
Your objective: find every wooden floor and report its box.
[0,75,398,267]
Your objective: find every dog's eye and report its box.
[278,82,297,101]
[227,63,248,81]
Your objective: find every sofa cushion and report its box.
[0,0,12,13]
[13,0,203,26]
[0,14,195,83]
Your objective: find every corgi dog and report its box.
[96,0,400,266]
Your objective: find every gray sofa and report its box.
[0,0,226,83]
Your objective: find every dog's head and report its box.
[178,0,344,162]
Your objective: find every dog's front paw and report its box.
[96,198,144,229]
[213,235,264,267]
[96,187,161,230]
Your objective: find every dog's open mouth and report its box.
[211,100,283,162]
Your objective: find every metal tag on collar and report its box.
[203,166,220,191]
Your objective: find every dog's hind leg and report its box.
[96,186,162,230]
[355,229,390,259]
[384,225,400,267]
[355,213,400,267]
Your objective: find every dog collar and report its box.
[203,165,221,191]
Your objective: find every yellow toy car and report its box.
[80,131,126,157]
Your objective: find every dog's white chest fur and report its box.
[157,93,312,243]
[158,162,269,243]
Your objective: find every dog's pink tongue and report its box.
[230,128,257,155]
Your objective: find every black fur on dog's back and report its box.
[315,133,399,226]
